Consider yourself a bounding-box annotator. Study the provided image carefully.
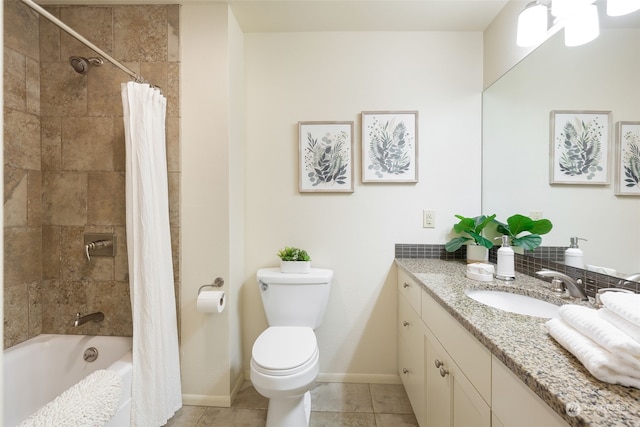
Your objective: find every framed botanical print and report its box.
[361,111,418,183]
[549,110,611,185]
[615,121,640,196]
[298,121,354,193]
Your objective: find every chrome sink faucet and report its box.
[73,312,105,327]
[536,270,589,301]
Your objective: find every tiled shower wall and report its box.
[3,1,180,348]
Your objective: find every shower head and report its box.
[69,56,104,74]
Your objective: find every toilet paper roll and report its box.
[197,290,226,313]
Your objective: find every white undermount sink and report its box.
[464,289,560,318]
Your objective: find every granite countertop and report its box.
[395,258,640,427]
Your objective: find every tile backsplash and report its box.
[395,243,639,297]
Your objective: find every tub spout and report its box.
[73,312,105,327]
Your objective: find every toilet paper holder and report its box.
[198,277,224,295]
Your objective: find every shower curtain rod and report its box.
[19,0,151,86]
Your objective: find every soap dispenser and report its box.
[565,237,586,269]
[495,235,515,281]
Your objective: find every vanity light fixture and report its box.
[606,0,640,16]
[516,1,549,47]
[516,0,638,48]
[564,3,599,46]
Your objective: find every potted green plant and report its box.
[277,246,311,274]
[445,214,496,263]
[494,214,553,251]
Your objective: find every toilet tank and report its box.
[257,268,333,329]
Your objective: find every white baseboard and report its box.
[182,394,231,407]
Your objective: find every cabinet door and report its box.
[425,333,451,427]
[425,330,490,427]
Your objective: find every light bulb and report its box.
[607,0,640,16]
[564,4,599,46]
[517,2,548,47]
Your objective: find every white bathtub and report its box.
[3,334,133,427]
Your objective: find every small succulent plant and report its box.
[277,247,311,262]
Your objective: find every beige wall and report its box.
[243,31,483,381]
[3,1,181,348]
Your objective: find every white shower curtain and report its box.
[121,82,182,426]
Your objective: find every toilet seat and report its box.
[252,326,318,376]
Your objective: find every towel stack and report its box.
[546,292,640,389]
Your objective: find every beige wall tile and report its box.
[42,226,61,280]
[41,116,62,171]
[168,172,180,227]
[28,281,43,338]
[3,0,40,61]
[60,6,114,60]
[167,62,180,117]
[42,172,87,226]
[114,6,167,62]
[40,63,87,117]
[39,7,61,64]
[4,108,41,170]
[60,226,114,281]
[86,281,132,336]
[166,116,180,172]
[61,117,114,171]
[114,226,128,282]
[27,170,42,226]
[140,62,167,90]
[87,62,125,117]
[168,5,180,63]
[40,279,87,334]
[26,57,40,115]
[4,227,42,287]
[4,284,29,348]
[87,172,125,226]
[4,48,26,111]
[4,168,27,227]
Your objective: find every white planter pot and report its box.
[466,245,488,264]
[280,261,311,274]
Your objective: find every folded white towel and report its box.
[600,292,640,328]
[598,308,640,344]
[586,265,618,276]
[18,369,122,427]
[546,317,640,389]
[558,305,640,368]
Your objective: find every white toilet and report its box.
[250,267,333,427]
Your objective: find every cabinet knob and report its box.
[402,321,410,327]
[402,368,409,374]
[435,359,443,368]
[403,282,410,288]
[439,366,449,378]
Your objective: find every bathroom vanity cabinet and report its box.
[397,267,568,427]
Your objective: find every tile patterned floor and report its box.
[165,382,418,427]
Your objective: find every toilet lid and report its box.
[252,326,317,371]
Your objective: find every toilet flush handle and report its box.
[260,280,268,291]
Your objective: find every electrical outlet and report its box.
[423,210,435,228]
[530,211,543,220]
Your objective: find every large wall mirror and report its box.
[482,14,640,277]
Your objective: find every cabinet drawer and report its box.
[398,293,423,343]
[398,269,421,314]
[421,289,491,404]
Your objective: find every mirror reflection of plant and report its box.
[445,214,497,252]
[623,131,640,188]
[305,131,349,186]
[557,118,604,180]
[494,214,553,251]
[367,118,411,178]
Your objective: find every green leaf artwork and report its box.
[556,116,604,180]
[622,130,640,188]
[366,117,413,178]
[304,130,350,187]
